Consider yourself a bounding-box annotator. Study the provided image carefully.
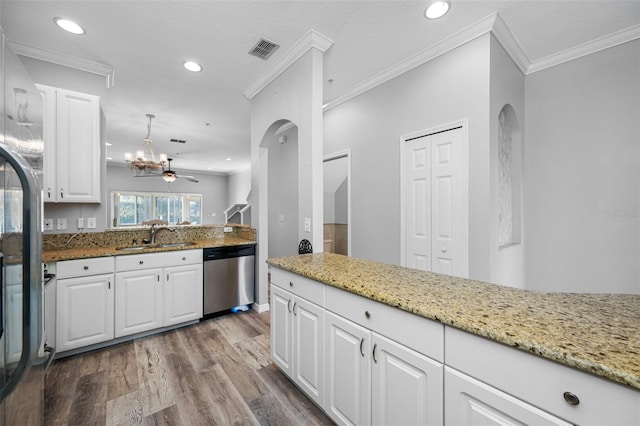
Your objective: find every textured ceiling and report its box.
[1,0,638,174]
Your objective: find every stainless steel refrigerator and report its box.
[0,29,46,425]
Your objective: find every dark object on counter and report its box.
[298,239,312,254]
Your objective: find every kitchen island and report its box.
[267,252,639,425]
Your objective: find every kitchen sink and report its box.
[115,242,197,251]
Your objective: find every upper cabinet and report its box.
[37,84,101,203]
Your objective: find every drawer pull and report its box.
[289,281,294,287]
[359,338,365,357]
[287,299,292,313]
[365,311,371,319]
[182,257,186,261]
[372,343,378,363]
[293,302,297,316]
[563,392,580,406]
[139,260,144,265]
[83,266,89,270]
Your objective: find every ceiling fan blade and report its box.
[134,174,162,178]
[179,175,199,183]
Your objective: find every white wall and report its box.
[324,35,492,280]
[489,35,526,288]
[106,165,228,226]
[227,167,251,205]
[268,126,299,258]
[524,40,640,294]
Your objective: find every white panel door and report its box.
[431,129,463,276]
[404,137,431,271]
[293,296,325,408]
[325,311,371,426]
[115,269,163,338]
[371,333,443,426]
[57,273,114,352]
[403,126,465,277]
[444,367,572,426]
[164,264,203,326]
[270,286,293,376]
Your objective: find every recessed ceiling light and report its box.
[183,61,202,72]
[225,158,232,161]
[54,17,85,35]
[424,0,450,19]
[105,142,112,146]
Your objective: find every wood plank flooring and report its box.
[45,311,333,426]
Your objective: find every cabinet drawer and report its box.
[270,267,324,306]
[57,257,114,279]
[445,326,640,426]
[116,249,202,272]
[326,284,443,362]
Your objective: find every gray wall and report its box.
[324,35,492,279]
[228,168,251,205]
[335,178,348,224]
[268,126,299,258]
[524,40,640,294]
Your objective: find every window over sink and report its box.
[111,191,202,227]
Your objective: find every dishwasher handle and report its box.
[204,245,255,260]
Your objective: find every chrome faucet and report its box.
[149,223,175,244]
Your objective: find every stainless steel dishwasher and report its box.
[203,244,255,316]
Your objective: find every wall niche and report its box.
[498,104,522,247]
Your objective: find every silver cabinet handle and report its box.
[365,311,371,319]
[293,302,297,316]
[108,279,111,289]
[372,343,378,363]
[47,188,51,198]
[83,265,89,270]
[157,274,160,282]
[287,299,292,313]
[289,281,294,287]
[359,338,365,357]
[563,392,580,406]
[167,274,169,281]
[182,257,186,261]
[139,260,144,265]
[60,188,64,199]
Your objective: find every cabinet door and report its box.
[371,333,443,426]
[55,89,101,202]
[270,285,293,377]
[57,274,114,352]
[6,284,23,363]
[38,84,57,202]
[292,296,325,408]
[164,264,203,326]
[444,367,572,426]
[115,269,163,338]
[325,311,371,426]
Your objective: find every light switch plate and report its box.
[304,217,311,233]
[77,218,84,229]
[43,218,53,231]
[279,214,286,222]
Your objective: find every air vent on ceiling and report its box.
[170,138,186,144]
[248,38,280,60]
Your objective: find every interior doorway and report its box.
[323,150,351,255]
[400,122,468,278]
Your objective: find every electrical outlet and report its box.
[77,218,84,229]
[87,217,97,229]
[279,214,286,222]
[223,226,233,233]
[56,218,67,230]
[43,218,53,231]
[304,217,311,233]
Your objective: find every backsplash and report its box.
[43,224,255,250]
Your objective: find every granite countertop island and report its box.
[266,252,640,390]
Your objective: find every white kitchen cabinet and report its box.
[445,366,571,426]
[115,249,203,337]
[56,273,114,352]
[38,84,101,203]
[164,263,203,326]
[56,257,115,352]
[5,272,23,364]
[115,268,163,338]
[270,283,325,408]
[371,333,443,426]
[325,311,371,426]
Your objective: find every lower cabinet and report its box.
[115,268,163,337]
[325,311,443,426]
[270,285,324,408]
[57,273,114,352]
[444,367,571,426]
[164,264,203,326]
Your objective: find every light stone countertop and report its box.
[43,237,255,263]
[266,252,640,390]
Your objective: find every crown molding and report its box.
[244,29,333,100]
[323,13,498,112]
[490,12,531,74]
[7,40,115,88]
[527,23,640,74]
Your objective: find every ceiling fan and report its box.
[134,158,199,183]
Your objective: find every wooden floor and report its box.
[45,311,333,426]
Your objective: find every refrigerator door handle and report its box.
[0,145,43,402]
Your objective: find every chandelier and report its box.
[125,114,167,174]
